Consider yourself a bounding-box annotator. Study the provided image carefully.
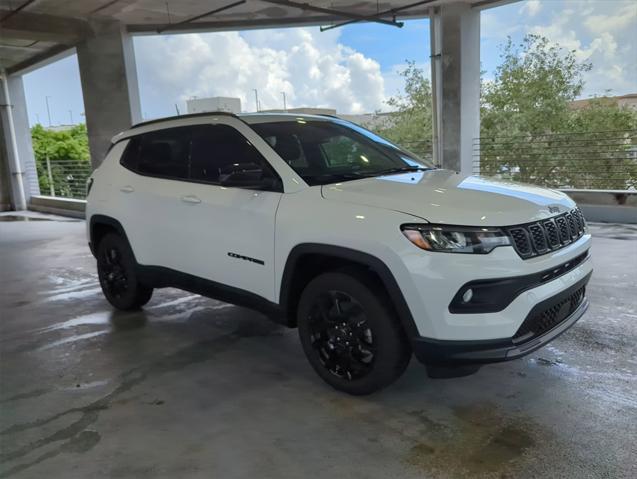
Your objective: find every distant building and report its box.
[186,97,242,114]
[340,112,395,130]
[262,107,395,130]
[44,124,78,132]
[569,93,637,111]
[261,107,337,116]
[191,96,396,129]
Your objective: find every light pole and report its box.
[281,91,287,111]
[45,96,52,126]
[68,110,73,124]
[253,89,259,112]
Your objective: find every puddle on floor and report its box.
[0,215,78,222]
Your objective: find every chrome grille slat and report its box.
[506,208,586,259]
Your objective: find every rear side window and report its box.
[189,124,273,184]
[120,137,141,170]
[137,127,191,179]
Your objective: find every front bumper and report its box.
[412,272,591,367]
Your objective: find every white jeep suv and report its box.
[86,112,592,395]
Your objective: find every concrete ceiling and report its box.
[0,0,511,74]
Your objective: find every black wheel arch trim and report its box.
[279,243,421,339]
[89,215,132,258]
[89,214,286,323]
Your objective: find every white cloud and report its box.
[520,0,542,17]
[583,2,637,35]
[524,1,637,97]
[481,11,523,40]
[134,28,387,118]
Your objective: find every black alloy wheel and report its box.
[96,233,153,310]
[297,270,411,395]
[307,290,376,381]
[99,246,129,299]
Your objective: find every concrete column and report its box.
[0,73,39,210]
[76,21,141,168]
[431,3,480,174]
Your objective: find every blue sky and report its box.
[23,0,637,126]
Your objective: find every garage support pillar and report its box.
[430,2,480,175]
[0,73,39,211]
[77,21,141,169]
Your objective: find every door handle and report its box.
[120,185,134,193]
[181,195,201,204]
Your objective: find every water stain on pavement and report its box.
[405,403,536,478]
[0,320,280,477]
[0,215,78,222]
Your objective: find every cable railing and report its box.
[473,130,637,190]
[36,157,91,200]
[33,130,636,199]
[401,139,434,165]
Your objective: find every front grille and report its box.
[506,208,586,259]
[514,285,586,341]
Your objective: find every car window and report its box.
[137,127,191,180]
[189,124,273,184]
[319,135,388,168]
[261,133,309,168]
[251,120,433,186]
[120,137,141,171]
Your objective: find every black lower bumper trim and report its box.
[413,272,591,368]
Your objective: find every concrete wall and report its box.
[561,190,637,224]
[29,195,86,218]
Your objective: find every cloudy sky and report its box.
[23,0,637,125]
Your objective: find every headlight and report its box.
[401,224,511,254]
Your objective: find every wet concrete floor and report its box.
[1,213,636,478]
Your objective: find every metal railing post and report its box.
[45,153,55,196]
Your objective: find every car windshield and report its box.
[250,119,435,186]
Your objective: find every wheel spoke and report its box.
[307,290,375,381]
[99,246,129,298]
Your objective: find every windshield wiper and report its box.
[364,166,434,177]
[306,172,366,185]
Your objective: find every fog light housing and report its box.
[462,288,474,303]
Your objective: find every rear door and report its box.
[116,126,193,270]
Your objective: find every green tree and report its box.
[31,124,91,198]
[370,61,433,160]
[375,34,637,189]
[481,34,592,136]
[479,34,636,189]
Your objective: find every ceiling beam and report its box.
[261,0,403,28]
[157,0,247,33]
[0,9,89,43]
[5,44,74,75]
[320,0,436,32]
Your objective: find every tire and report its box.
[297,270,411,395]
[96,233,153,310]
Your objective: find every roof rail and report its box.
[130,111,239,130]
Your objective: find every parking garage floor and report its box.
[1,212,636,479]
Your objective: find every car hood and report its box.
[321,169,575,226]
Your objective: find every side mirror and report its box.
[218,162,277,190]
